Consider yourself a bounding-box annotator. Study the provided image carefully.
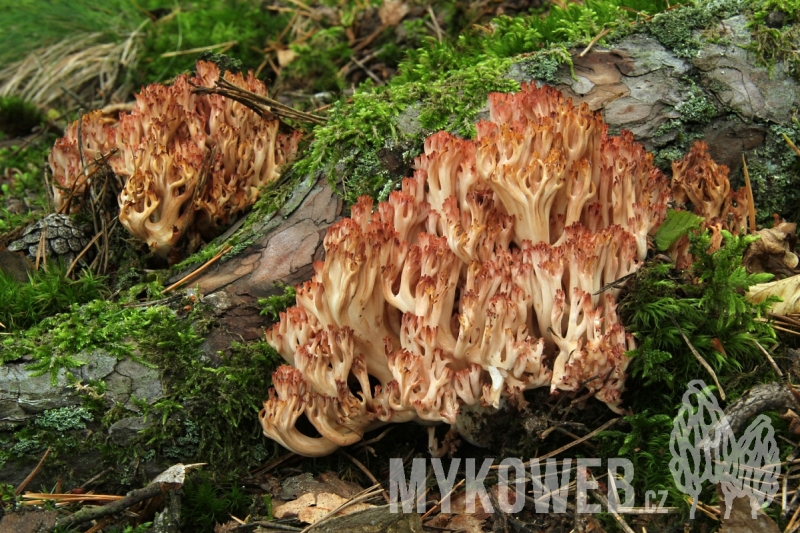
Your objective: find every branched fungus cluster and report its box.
[49,61,301,256]
[669,141,751,267]
[261,84,673,457]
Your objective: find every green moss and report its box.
[258,283,296,322]
[2,295,284,483]
[676,80,718,123]
[746,0,800,79]
[743,120,800,221]
[0,97,43,139]
[0,134,55,233]
[291,0,681,206]
[137,0,290,85]
[646,5,713,58]
[34,406,93,432]
[0,265,108,333]
[603,228,778,511]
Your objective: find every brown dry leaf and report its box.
[746,274,800,315]
[273,492,374,524]
[427,513,486,533]
[379,0,409,25]
[214,521,239,533]
[743,222,798,276]
[782,409,800,434]
[446,490,492,518]
[277,49,297,67]
[717,491,780,533]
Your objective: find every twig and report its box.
[350,55,383,85]
[593,273,636,295]
[53,481,167,529]
[162,244,232,294]
[354,427,394,449]
[79,467,114,489]
[35,224,47,270]
[784,133,800,157]
[771,313,800,329]
[299,484,383,533]
[742,155,757,234]
[673,318,726,400]
[589,483,636,533]
[427,6,443,42]
[775,325,800,336]
[237,522,303,532]
[579,28,612,57]
[503,419,618,466]
[15,447,51,495]
[65,230,104,278]
[161,40,238,57]
[192,77,326,125]
[754,340,783,377]
[340,451,390,503]
[421,479,465,520]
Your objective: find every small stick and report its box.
[427,6,443,41]
[742,155,757,234]
[580,28,612,57]
[754,340,783,377]
[160,40,238,57]
[340,451,390,503]
[15,447,51,495]
[350,55,383,85]
[511,418,618,464]
[771,313,800,328]
[589,485,636,533]
[787,502,800,533]
[35,225,47,271]
[162,244,232,294]
[65,231,104,278]
[774,325,800,336]
[79,467,114,489]
[421,478,465,520]
[299,484,383,533]
[673,318,725,400]
[784,133,800,157]
[53,480,167,529]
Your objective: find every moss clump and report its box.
[676,79,718,123]
[0,97,43,139]
[0,265,108,333]
[292,0,683,206]
[743,120,800,221]
[747,0,800,79]
[0,134,54,234]
[601,227,778,512]
[2,297,284,484]
[646,5,713,58]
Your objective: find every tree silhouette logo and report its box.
[669,380,780,519]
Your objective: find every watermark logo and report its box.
[669,379,780,519]
[388,379,780,519]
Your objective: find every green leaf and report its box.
[654,209,703,251]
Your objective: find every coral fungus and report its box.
[261,84,671,457]
[669,141,751,267]
[49,61,301,257]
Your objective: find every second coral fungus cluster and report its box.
[49,61,301,257]
[261,84,673,457]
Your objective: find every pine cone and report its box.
[7,214,92,268]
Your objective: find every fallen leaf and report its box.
[277,49,297,67]
[274,492,374,524]
[746,274,800,315]
[743,222,798,276]
[782,409,800,434]
[717,490,780,533]
[379,0,409,25]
